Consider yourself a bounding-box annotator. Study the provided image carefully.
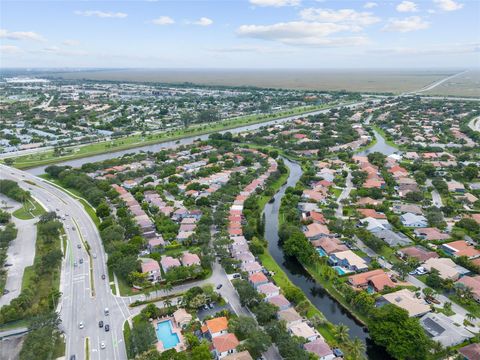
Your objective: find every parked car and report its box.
[216,284,223,290]
[232,274,241,279]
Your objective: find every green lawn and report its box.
[12,198,46,220]
[304,262,370,325]
[10,102,342,169]
[449,295,480,318]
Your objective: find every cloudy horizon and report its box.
[1,0,479,69]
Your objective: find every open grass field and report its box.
[424,70,480,97]
[56,68,459,94]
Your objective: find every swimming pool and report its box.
[156,320,180,350]
[316,248,327,257]
[333,266,347,275]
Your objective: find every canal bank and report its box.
[263,157,392,359]
[23,101,364,176]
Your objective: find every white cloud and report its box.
[433,0,463,11]
[396,1,418,12]
[299,8,380,27]
[0,29,46,42]
[364,2,378,8]
[249,0,300,7]
[62,39,80,46]
[1,45,22,54]
[151,16,175,25]
[383,16,430,32]
[193,17,213,26]
[74,10,127,18]
[237,21,369,47]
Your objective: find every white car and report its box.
[100,341,106,349]
[79,321,84,329]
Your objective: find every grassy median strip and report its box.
[85,337,90,360]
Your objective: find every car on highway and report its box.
[79,258,83,264]
[3,289,9,295]
[216,284,223,290]
[72,226,76,231]
[101,274,106,280]
[104,324,110,332]
[93,253,97,259]
[74,261,77,267]
[78,321,84,329]
[100,341,106,349]
[104,308,109,315]
[70,356,76,360]
[77,244,81,249]
[99,321,103,328]
[4,263,12,267]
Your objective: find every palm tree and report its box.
[163,282,173,293]
[443,301,452,313]
[164,298,172,309]
[348,338,366,360]
[310,314,326,327]
[466,313,476,323]
[334,324,350,344]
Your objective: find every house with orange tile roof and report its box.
[248,272,269,289]
[202,316,229,339]
[348,269,395,292]
[357,208,387,219]
[306,211,327,224]
[212,333,240,359]
[441,240,480,260]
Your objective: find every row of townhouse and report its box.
[226,157,341,360]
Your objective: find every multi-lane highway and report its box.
[0,165,131,360]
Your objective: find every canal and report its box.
[26,102,364,176]
[263,158,391,359]
[357,129,400,157]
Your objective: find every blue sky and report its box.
[1,0,479,68]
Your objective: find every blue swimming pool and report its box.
[156,320,180,350]
[316,248,327,257]
[333,266,347,275]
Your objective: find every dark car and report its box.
[216,284,223,290]
[79,258,83,264]
[99,321,104,328]
[101,274,106,280]
[77,244,81,249]
[105,324,110,332]
[70,356,76,360]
